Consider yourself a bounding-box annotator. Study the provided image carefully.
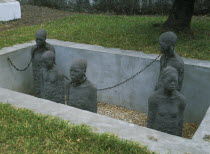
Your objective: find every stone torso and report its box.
[41,66,64,104]
[67,80,97,113]
[147,90,186,136]
[161,53,183,73]
[157,52,184,91]
[31,43,55,97]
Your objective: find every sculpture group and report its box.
[20,29,186,136]
[148,31,186,136]
[31,29,97,113]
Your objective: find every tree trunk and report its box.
[163,0,195,31]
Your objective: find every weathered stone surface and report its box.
[31,29,55,97]
[155,31,184,91]
[40,50,64,104]
[66,59,97,113]
[148,66,186,136]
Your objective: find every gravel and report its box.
[97,102,198,139]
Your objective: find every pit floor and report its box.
[97,102,198,139]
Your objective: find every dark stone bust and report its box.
[40,51,65,104]
[65,59,97,113]
[31,29,55,97]
[148,66,186,136]
[155,31,184,91]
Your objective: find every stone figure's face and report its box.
[70,66,85,83]
[159,40,174,57]
[43,58,54,69]
[163,73,178,91]
[36,36,46,48]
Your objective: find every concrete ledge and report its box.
[0,1,21,21]
[0,87,209,154]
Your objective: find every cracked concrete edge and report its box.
[1,39,210,68]
[0,87,209,154]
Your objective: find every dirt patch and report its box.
[98,102,198,139]
[0,5,72,32]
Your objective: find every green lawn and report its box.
[0,103,152,153]
[0,14,209,60]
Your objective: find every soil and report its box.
[0,5,72,32]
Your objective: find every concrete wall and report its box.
[0,43,33,93]
[0,39,210,124]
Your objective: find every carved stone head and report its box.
[160,66,178,91]
[70,59,87,84]
[41,50,55,69]
[35,29,47,48]
[159,31,177,56]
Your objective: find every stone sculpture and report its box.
[147,66,186,136]
[31,29,55,97]
[40,51,65,104]
[66,59,97,113]
[155,31,184,91]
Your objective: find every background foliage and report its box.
[17,0,210,15]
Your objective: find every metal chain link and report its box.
[7,57,32,71]
[97,54,161,91]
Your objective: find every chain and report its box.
[97,54,161,91]
[7,57,32,71]
[8,56,71,80]
[8,54,161,91]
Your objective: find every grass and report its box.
[0,103,152,153]
[0,14,209,60]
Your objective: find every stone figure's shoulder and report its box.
[40,67,44,73]
[57,67,64,79]
[82,80,96,90]
[46,43,55,53]
[58,69,64,77]
[31,44,37,51]
[160,55,165,62]
[148,90,162,103]
[174,52,184,65]
[174,91,186,102]
[40,67,47,77]
[31,44,38,54]
[54,65,64,79]
[66,80,71,87]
